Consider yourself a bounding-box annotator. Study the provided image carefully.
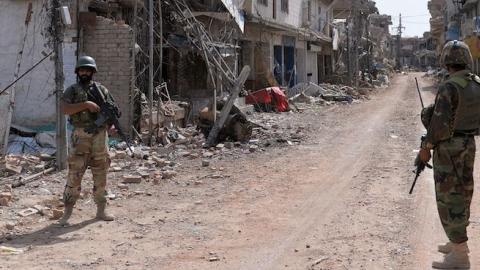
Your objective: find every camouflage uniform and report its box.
[424,70,480,244]
[62,82,112,207]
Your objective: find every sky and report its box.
[374,0,431,37]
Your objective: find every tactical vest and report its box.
[447,73,480,132]
[68,83,99,128]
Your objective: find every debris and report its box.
[17,208,39,217]
[139,171,150,179]
[0,192,13,203]
[111,166,123,172]
[307,257,329,270]
[122,175,142,184]
[321,94,353,103]
[290,93,316,104]
[114,150,127,159]
[245,87,290,112]
[5,162,22,175]
[224,142,234,149]
[162,170,177,180]
[117,183,129,190]
[0,246,24,255]
[202,160,210,167]
[50,208,64,220]
[5,222,15,230]
[133,149,149,160]
[152,156,169,167]
[288,82,325,97]
[0,198,10,207]
[12,167,56,188]
[208,257,220,262]
[39,153,55,161]
[206,66,251,147]
[33,205,46,215]
[202,152,214,158]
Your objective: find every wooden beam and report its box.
[206,66,250,147]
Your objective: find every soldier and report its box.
[58,56,115,226]
[419,40,480,269]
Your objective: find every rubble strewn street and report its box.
[4,0,480,268]
[2,74,479,269]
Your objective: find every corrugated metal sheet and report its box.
[220,0,245,32]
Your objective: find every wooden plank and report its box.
[206,66,250,147]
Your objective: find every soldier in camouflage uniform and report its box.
[419,41,480,269]
[58,56,115,226]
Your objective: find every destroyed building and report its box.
[1,0,382,171]
[398,34,437,70]
[330,0,380,85]
[427,0,480,73]
[368,14,395,71]
[0,0,139,164]
[240,0,335,90]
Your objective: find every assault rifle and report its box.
[84,83,134,155]
[409,136,433,194]
[409,78,432,194]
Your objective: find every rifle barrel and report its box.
[415,77,425,109]
[409,172,420,194]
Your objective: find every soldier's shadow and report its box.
[0,219,98,248]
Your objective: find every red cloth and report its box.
[270,87,289,112]
[246,87,289,112]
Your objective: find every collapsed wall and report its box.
[83,16,134,132]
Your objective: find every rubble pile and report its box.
[289,82,371,105]
[0,105,313,238]
[1,154,54,177]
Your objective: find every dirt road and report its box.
[2,74,480,269]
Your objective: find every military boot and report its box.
[96,203,114,221]
[438,241,470,254]
[432,242,470,269]
[57,204,74,226]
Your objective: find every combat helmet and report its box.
[440,40,473,69]
[75,56,98,73]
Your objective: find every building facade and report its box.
[241,0,334,90]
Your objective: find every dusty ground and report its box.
[1,73,480,269]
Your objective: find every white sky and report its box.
[374,0,431,37]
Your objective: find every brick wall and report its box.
[83,16,133,133]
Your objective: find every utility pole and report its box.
[395,13,405,70]
[346,20,351,84]
[349,0,362,87]
[130,0,138,138]
[53,0,67,170]
[156,0,163,132]
[366,14,372,84]
[148,0,154,145]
